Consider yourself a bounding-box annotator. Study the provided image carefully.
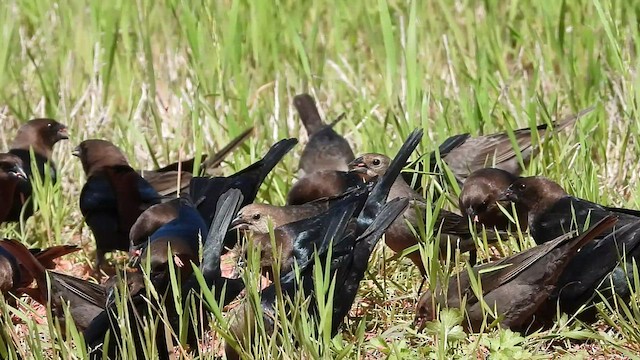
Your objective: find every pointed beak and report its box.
[71,146,81,157]
[9,164,27,180]
[348,158,368,174]
[57,126,69,140]
[497,189,513,202]
[230,215,247,230]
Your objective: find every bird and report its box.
[500,176,640,318]
[407,107,593,186]
[7,118,69,220]
[0,154,28,224]
[85,189,246,360]
[348,152,500,274]
[139,127,254,197]
[294,93,355,175]
[225,130,422,359]
[74,139,162,270]
[414,216,616,333]
[286,169,362,205]
[459,168,527,230]
[130,196,208,290]
[0,239,79,298]
[189,138,298,249]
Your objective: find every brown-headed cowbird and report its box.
[286,169,362,205]
[294,94,355,174]
[349,153,500,274]
[0,154,28,224]
[500,176,640,318]
[0,239,78,297]
[225,130,423,359]
[130,196,208,290]
[230,200,337,234]
[8,118,68,220]
[189,138,298,249]
[74,139,162,270]
[415,216,616,333]
[407,107,593,187]
[140,127,254,197]
[86,189,246,360]
[459,168,527,230]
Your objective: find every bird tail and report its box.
[0,240,47,296]
[294,94,325,134]
[233,138,298,180]
[200,189,244,282]
[201,127,255,170]
[361,129,423,221]
[357,198,410,249]
[562,215,617,253]
[30,245,80,269]
[539,106,595,134]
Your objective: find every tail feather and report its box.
[201,127,255,169]
[0,240,46,290]
[32,245,80,268]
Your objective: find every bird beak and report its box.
[9,164,27,180]
[466,207,478,221]
[348,159,368,174]
[71,146,81,157]
[497,188,514,202]
[230,215,248,231]
[57,126,69,140]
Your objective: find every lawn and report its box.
[1,0,640,358]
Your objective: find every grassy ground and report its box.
[1,0,640,358]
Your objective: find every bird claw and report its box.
[174,255,184,267]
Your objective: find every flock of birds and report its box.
[0,94,639,358]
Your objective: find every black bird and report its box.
[225,129,422,359]
[501,176,640,318]
[0,154,28,224]
[415,216,616,332]
[74,139,162,270]
[7,118,69,220]
[189,138,297,249]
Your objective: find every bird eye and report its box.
[518,183,526,190]
[372,159,381,166]
[47,123,52,127]
[252,214,261,220]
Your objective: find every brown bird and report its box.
[140,127,254,197]
[7,118,69,220]
[349,153,500,274]
[294,94,355,174]
[0,239,79,298]
[500,176,640,319]
[0,154,28,224]
[415,216,616,333]
[459,168,527,230]
[74,139,162,270]
[286,169,362,205]
[409,107,593,185]
[230,201,335,234]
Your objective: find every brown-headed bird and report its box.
[349,153,499,274]
[225,130,422,360]
[407,107,593,186]
[286,169,362,205]
[500,176,640,318]
[0,154,28,224]
[0,239,79,298]
[74,140,162,270]
[7,118,68,220]
[415,216,616,332]
[140,127,254,197]
[294,93,355,174]
[459,168,527,230]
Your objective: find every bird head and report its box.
[348,153,391,181]
[0,154,27,181]
[72,139,130,176]
[230,204,274,234]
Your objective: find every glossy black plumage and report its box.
[415,216,616,332]
[74,139,162,270]
[0,154,28,224]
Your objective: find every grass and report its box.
[1,0,640,358]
